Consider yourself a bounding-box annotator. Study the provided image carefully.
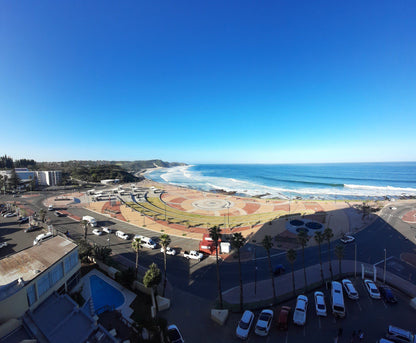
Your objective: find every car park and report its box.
[314,291,327,316]
[236,310,254,340]
[115,230,129,240]
[102,227,113,234]
[342,279,359,300]
[364,279,381,299]
[293,295,308,325]
[92,228,103,236]
[379,286,398,304]
[254,309,273,336]
[276,306,291,330]
[385,325,415,343]
[161,246,177,256]
[167,324,184,343]
[340,235,355,244]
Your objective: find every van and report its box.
[331,281,345,318]
[115,231,129,240]
[33,232,53,245]
[133,235,156,249]
[385,325,416,343]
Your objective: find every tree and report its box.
[132,237,142,278]
[314,231,325,285]
[230,232,247,312]
[261,235,276,303]
[323,227,334,280]
[80,220,89,240]
[77,239,93,263]
[209,225,223,308]
[297,230,309,292]
[334,244,345,278]
[159,233,171,297]
[9,169,21,190]
[143,263,162,312]
[92,244,112,262]
[286,248,297,295]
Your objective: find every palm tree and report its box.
[230,232,247,312]
[159,233,171,296]
[314,231,325,285]
[286,248,297,295]
[297,230,309,292]
[209,225,223,308]
[80,220,89,240]
[261,235,276,303]
[323,227,334,280]
[39,209,46,223]
[132,237,141,278]
[334,244,345,279]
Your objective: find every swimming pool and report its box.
[90,275,125,313]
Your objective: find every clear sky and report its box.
[1,1,415,164]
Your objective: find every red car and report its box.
[277,306,291,331]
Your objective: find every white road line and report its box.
[285,333,289,343]
[382,300,388,309]
[318,317,322,329]
[357,301,362,312]
[373,256,394,266]
[253,251,287,261]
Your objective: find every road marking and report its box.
[253,251,287,261]
[374,256,394,266]
[382,300,388,309]
[318,317,321,329]
[303,326,306,336]
[285,333,289,343]
[357,301,362,311]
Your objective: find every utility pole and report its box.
[383,248,387,284]
[354,243,357,279]
[254,247,257,295]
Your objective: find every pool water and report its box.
[89,275,124,313]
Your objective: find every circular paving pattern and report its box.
[305,222,323,230]
[290,219,305,227]
[192,199,234,211]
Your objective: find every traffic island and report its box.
[210,309,229,326]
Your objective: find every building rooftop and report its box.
[0,236,77,287]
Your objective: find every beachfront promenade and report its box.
[222,259,416,308]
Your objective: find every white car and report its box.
[161,246,177,256]
[340,235,355,244]
[236,310,254,340]
[342,279,359,300]
[102,227,113,234]
[4,212,17,218]
[364,279,381,299]
[314,291,327,316]
[115,230,129,240]
[92,229,103,236]
[0,242,8,249]
[293,295,308,325]
[254,309,273,336]
[389,206,397,210]
[167,324,184,343]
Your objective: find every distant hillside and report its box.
[71,165,141,183]
[117,160,186,171]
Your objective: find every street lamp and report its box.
[383,248,387,284]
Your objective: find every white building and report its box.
[0,169,62,187]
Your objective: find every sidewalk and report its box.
[223,259,416,307]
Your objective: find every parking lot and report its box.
[221,279,416,342]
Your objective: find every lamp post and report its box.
[383,248,387,284]
[254,247,257,295]
[354,243,357,279]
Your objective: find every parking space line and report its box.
[357,301,362,311]
[303,326,306,336]
[318,317,321,329]
[285,333,289,343]
[382,300,388,309]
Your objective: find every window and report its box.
[64,250,79,273]
[27,284,37,306]
[50,262,64,285]
[37,273,51,297]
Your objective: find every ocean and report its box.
[145,162,416,200]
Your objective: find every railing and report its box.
[95,304,115,315]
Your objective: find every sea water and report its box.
[146,162,416,200]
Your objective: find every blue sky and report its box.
[1,1,415,163]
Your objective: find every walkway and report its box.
[222,259,416,307]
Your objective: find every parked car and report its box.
[236,310,254,340]
[273,264,286,275]
[314,291,327,316]
[17,217,29,224]
[276,306,291,331]
[385,325,415,343]
[254,309,273,336]
[25,226,40,233]
[92,229,103,236]
[379,286,398,303]
[0,242,8,249]
[183,250,203,261]
[115,230,129,240]
[340,235,355,244]
[364,279,381,299]
[161,246,177,256]
[293,295,308,325]
[33,232,53,245]
[102,227,113,234]
[134,235,157,249]
[4,212,17,218]
[167,324,184,343]
[342,279,359,300]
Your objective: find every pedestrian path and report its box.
[222,259,416,307]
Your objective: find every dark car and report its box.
[273,264,286,275]
[379,286,397,303]
[25,226,40,233]
[277,306,291,331]
[18,217,29,224]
